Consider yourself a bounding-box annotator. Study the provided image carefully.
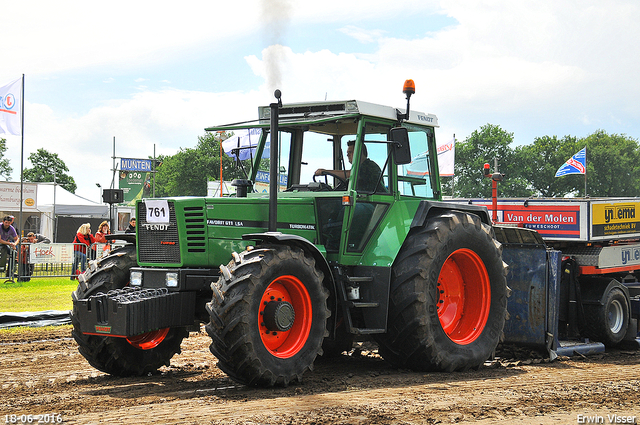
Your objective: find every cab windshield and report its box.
[224,117,437,197]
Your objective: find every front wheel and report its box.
[71,246,188,376]
[206,244,330,387]
[377,211,509,372]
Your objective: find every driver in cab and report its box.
[314,140,385,193]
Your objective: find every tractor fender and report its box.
[410,200,492,229]
[242,232,335,292]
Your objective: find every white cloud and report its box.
[339,26,386,44]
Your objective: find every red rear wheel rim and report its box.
[259,275,312,358]
[126,327,170,350]
[437,249,491,344]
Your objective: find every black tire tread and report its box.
[205,244,329,387]
[377,211,509,372]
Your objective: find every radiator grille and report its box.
[184,206,206,253]
[138,201,181,263]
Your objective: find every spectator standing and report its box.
[71,223,96,280]
[125,217,136,233]
[8,215,19,239]
[0,216,18,277]
[94,221,111,257]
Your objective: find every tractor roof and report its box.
[205,100,438,132]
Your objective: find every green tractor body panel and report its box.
[136,192,422,271]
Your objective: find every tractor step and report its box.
[352,327,386,335]
[347,276,374,283]
[349,302,380,308]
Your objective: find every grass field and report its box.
[0,277,77,312]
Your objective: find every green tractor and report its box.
[72,81,509,387]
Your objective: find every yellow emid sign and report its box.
[592,201,640,237]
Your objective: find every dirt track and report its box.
[1,327,639,425]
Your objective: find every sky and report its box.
[1,0,639,203]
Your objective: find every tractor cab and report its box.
[206,94,442,260]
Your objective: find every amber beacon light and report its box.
[397,79,416,122]
[403,79,415,96]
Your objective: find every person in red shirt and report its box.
[71,223,96,280]
[94,220,111,257]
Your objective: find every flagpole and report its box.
[584,147,587,197]
[451,133,455,198]
[17,74,25,281]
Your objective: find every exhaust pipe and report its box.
[269,90,282,232]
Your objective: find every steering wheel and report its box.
[314,171,348,191]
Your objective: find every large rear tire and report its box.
[377,211,509,371]
[71,245,188,376]
[206,244,330,387]
[582,287,630,347]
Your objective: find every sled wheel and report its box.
[606,296,626,336]
[583,286,630,347]
[206,244,329,387]
[438,249,491,344]
[71,245,188,376]
[377,211,509,372]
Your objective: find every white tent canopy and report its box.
[36,182,108,216]
[35,182,108,239]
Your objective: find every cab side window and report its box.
[397,127,436,198]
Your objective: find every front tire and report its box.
[206,244,330,387]
[377,211,509,371]
[71,245,188,376]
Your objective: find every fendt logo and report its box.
[1,93,16,111]
[604,205,636,223]
[142,223,172,231]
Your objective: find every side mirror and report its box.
[390,127,412,165]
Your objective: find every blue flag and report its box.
[555,148,586,177]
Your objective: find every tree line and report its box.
[448,125,639,199]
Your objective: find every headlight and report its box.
[166,272,179,288]
[130,271,142,286]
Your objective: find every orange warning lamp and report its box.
[403,79,415,96]
[398,79,416,121]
